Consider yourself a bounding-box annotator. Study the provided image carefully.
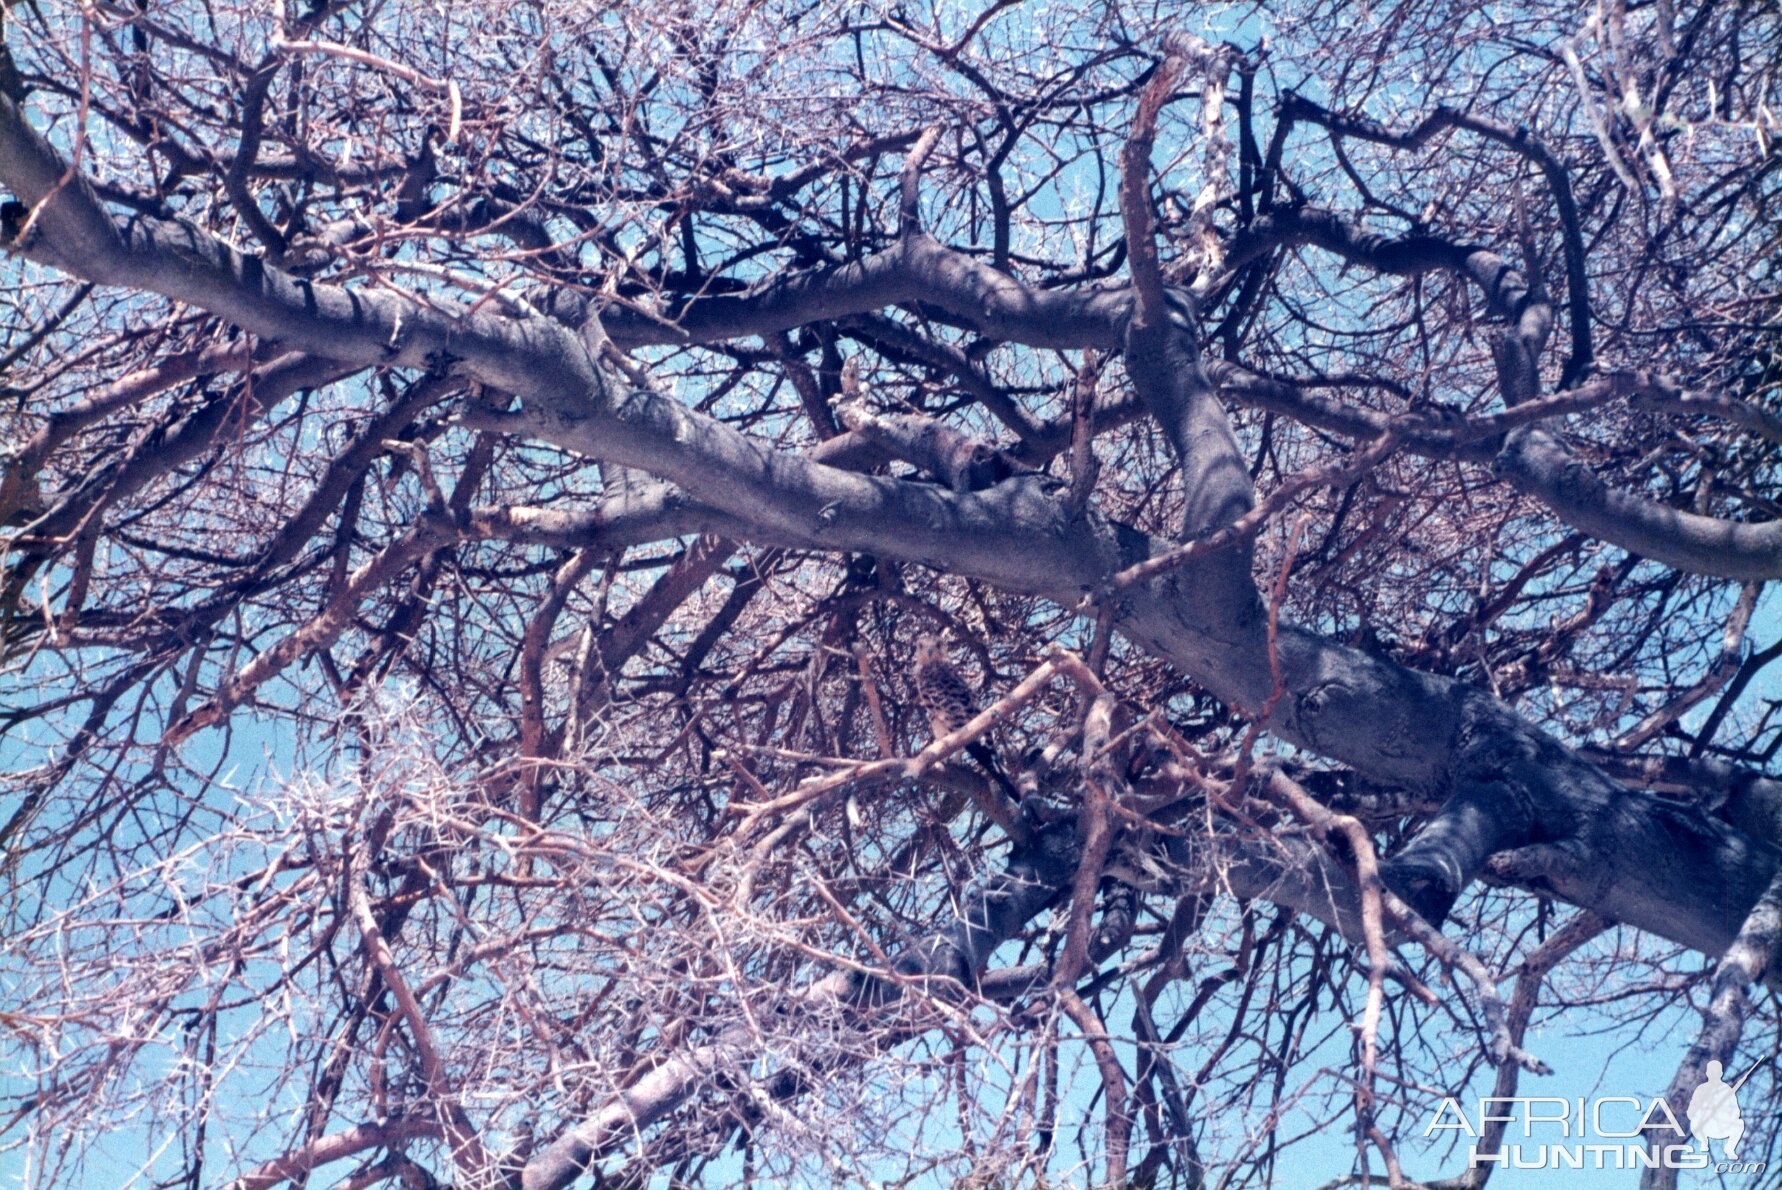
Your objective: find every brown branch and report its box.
[1057,986,1133,1185]
[224,1119,441,1190]
[898,125,942,238]
[1263,772,1393,1122]
[1462,911,1610,1187]
[346,874,490,1183]
[518,548,603,822]
[1630,380,1782,446]
[165,512,458,745]
[1118,42,1192,330]
[1055,692,1121,988]
[729,653,1065,831]
[1107,429,1399,593]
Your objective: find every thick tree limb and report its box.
[1496,427,1782,581]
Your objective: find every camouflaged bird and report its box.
[913,634,1019,798]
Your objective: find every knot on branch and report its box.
[1379,697,1551,925]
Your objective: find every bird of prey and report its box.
[913,634,1019,799]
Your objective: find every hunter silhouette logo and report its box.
[1688,1059,1757,1160]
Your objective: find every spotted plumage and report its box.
[914,635,977,735]
[913,634,1018,798]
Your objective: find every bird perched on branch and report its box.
[913,634,1019,799]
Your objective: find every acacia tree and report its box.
[2,0,1780,1186]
